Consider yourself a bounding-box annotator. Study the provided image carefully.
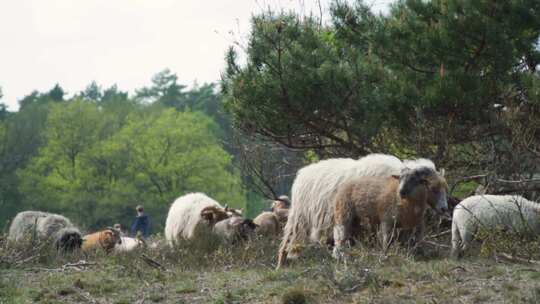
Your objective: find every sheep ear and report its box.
[439,168,445,177]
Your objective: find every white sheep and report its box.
[451,195,540,258]
[8,211,83,251]
[277,154,448,267]
[164,192,243,245]
[114,237,144,252]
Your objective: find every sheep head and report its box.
[200,206,229,225]
[105,227,122,245]
[398,167,448,214]
[224,204,243,217]
[55,228,83,252]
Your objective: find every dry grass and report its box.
[2,231,540,303]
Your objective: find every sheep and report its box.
[277,154,448,268]
[272,195,290,225]
[332,166,444,259]
[164,192,243,245]
[213,216,258,242]
[451,195,540,258]
[81,227,122,253]
[253,212,281,236]
[8,211,83,252]
[114,236,144,252]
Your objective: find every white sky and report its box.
[0,0,391,111]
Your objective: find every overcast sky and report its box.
[0,0,391,111]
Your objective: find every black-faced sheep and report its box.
[277,154,448,268]
[8,211,82,252]
[451,195,540,258]
[332,167,445,259]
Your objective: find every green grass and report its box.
[2,234,540,303]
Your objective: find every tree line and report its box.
[0,70,283,231]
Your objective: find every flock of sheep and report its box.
[6,153,540,266]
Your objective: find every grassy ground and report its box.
[2,233,540,304]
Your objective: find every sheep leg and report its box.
[381,220,395,253]
[450,223,461,259]
[405,221,425,254]
[276,230,291,269]
[332,196,355,261]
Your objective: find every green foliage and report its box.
[18,84,66,110]
[136,69,187,108]
[0,101,50,227]
[222,11,391,156]
[17,101,245,230]
[222,0,540,170]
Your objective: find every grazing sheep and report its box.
[82,228,122,253]
[253,212,281,236]
[332,167,443,259]
[114,236,144,252]
[8,211,83,252]
[451,195,540,258]
[213,216,258,242]
[164,192,243,244]
[277,154,448,267]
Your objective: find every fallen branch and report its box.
[421,240,451,248]
[428,230,451,239]
[140,254,167,271]
[497,253,540,265]
[31,260,97,272]
[450,174,487,195]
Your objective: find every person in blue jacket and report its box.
[131,205,150,238]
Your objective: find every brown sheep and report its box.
[82,228,122,253]
[253,212,280,236]
[332,167,444,259]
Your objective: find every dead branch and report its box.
[449,174,487,195]
[421,240,451,248]
[428,230,451,239]
[140,254,167,271]
[31,260,97,272]
[497,252,540,265]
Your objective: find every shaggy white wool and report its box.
[281,155,403,255]
[280,153,441,259]
[451,195,540,256]
[403,158,436,170]
[164,192,223,244]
